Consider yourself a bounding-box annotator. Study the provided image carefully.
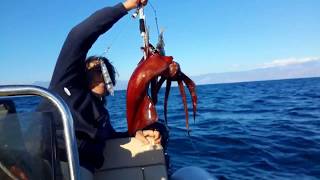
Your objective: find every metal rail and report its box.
[0,85,80,180]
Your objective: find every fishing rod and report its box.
[132,4,149,60]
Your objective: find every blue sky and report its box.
[1,0,320,84]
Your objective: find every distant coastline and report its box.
[32,59,320,90]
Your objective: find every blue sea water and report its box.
[9,77,320,180]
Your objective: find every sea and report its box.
[8,77,320,180]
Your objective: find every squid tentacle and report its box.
[181,72,197,122]
[151,76,166,105]
[177,79,189,130]
[150,76,159,104]
[164,80,171,124]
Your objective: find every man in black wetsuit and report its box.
[39,0,167,173]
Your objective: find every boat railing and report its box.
[0,85,80,180]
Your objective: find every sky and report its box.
[1,0,320,84]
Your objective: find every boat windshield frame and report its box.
[0,85,80,180]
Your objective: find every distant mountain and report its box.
[33,81,50,88]
[33,59,320,89]
[192,59,320,85]
[33,80,128,91]
[114,80,128,91]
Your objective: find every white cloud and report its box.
[260,57,320,68]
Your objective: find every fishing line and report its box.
[100,19,130,57]
[98,1,160,90]
[187,130,202,159]
[98,16,132,81]
[149,1,160,37]
[101,0,159,58]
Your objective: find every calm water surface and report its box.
[11,77,320,180]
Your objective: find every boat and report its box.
[0,85,214,180]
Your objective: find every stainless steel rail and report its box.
[0,85,80,180]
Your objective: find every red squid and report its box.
[126,49,197,136]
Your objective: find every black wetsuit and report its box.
[38,3,128,172]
